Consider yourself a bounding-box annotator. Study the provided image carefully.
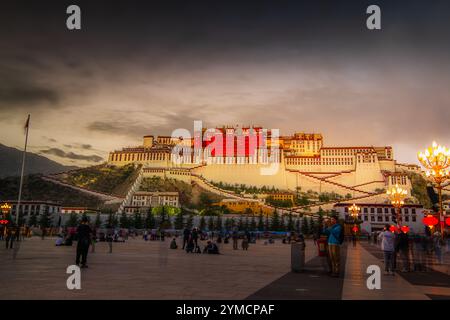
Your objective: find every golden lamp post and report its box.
[386,184,408,227]
[418,141,450,236]
[1,203,12,236]
[349,203,360,232]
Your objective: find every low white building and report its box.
[4,200,62,226]
[131,191,179,208]
[333,203,426,234]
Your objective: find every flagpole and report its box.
[16,114,30,226]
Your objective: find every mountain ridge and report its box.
[0,143,78,178]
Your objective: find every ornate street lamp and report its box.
[1,203,11,236]
[349,203,360,233]
[386,184,408,227]
[418,141,450,237]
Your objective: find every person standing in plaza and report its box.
[396,228,410,272]
[232,229,239,250]
[192,227,199,249]
[106,231,113,253]
[379,224,396,275]
[182,227,191,249]
[433,230,444,265]
[351,233,357,247]
[76,217,92,268]
[322,215,343,277]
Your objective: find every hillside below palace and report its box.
[107,126,421,199]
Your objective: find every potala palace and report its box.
[107,126,422,210]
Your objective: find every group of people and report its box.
[180,227,220,254]
[378,224,447,274]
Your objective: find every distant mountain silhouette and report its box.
[0,143,78,178]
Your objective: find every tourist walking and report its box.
[379,224,396,275]
[75,217,92,268]
[322,215,343,277]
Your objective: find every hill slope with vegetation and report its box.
[0,175,104,207]
[140,176,223,208]
[54,164,140,197]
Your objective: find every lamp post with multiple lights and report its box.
[349,203,360,233]
[386,184,408,227]
[1,203,12,237]
[418,141,450,237]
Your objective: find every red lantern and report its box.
[352,226,358,233]
[389,225,398,233]
[446,217,450,227]
[422,215,438,228]
[0,219,9,225]
[400,225,409,233]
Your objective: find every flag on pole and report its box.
[24,114,30,134]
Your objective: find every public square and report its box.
[1,237,449,300]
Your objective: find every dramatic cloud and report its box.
[40,148,103,163]
[1,0,450,166]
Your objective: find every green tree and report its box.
[271,210,281,231]
[287,213,294,231]
[199,193,213,209]
[39,208,53,239]
[264,214,270,231]
[106,212,114,228]
[207,216,215,231]
[295,218,301,233]
[229,217,236,230]
[186,214,194,229]
[224,218,232,231]
[244,216,250,230]
[174,210,184,230]
[28,213,38,227]
[301,216,309,235]
[279,214,286,231]
[216,216,223,231]
[317,214,324,235]
[199,216,206,231]
[257,213,264,231]
[81,212,90,223]
[238,215,244,231]
[94,213,102,228]
[112,214,119,228]
[309,218,315,235]
[120,212,130,229]
[144,210,156,229]
[250,215,257,231]
[66,213,79,227]
[133,212,143,229]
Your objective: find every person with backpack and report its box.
[322,214,343,277]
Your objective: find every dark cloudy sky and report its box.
[1,0,449,166]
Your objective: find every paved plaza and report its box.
[0,237,449,300]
